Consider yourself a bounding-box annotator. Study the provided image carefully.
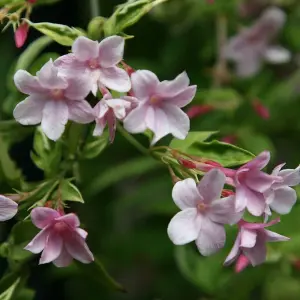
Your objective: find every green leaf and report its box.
[15,36,53,71]
[81,131,109,160]
[57,179,84,203]
[26,20,86,46]
[104,0,168,36]
[0,277,20,300]
[169,131,218,152]
[15,289,35,300]
[186,140,255,167]
[74,259,126,292]
[0,273,19,297]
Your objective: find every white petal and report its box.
[269,187,296,215]
[264,229,289,242]
[240,228,257,248]
[123,104,148,134]
[224,233,241,265]
[72,36,99,61]
[0,195,18,221]
[68,100,94,124]
[264,46,291,64]
[25,227,50,254]
[39,231,63,264]
[64,75,92,100]
[105,99,131,119]
[14,70,45,95]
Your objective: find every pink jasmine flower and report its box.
[93,90,137,143]
[230,151,280,216]
[15,23,29,48]
[0,195,18,221]
[25,207,94,267]
[167,169,242,256]
[123,70,197,145]
[55,36,131,95]
[264,164,300,215]
[223,7,290,78]
[13,59,94,141]
[224,219,289,271]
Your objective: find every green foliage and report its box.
[55,179,84,203]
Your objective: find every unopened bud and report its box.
[15,23,29,48]
[235,255,250,273]
[178,158,197,169]
[221,189,235,197]
[186,104,214,119]
[252,99,270,120]
[44,201,53,208]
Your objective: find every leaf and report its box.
[15,289,35,300]
[26,20,86,46]
[56,179,84,203]
[74,259,126,292]
[104,0,168,36]
[84,157,161,197]
[0,273,19,297]
[15,36,53,71]
[186,140,255,167]
[81,131,109,160]
[169,131,218,152]
[0,277,20,300]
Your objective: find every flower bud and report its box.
[15,23,29,48]
[178,158,197,169]
[252,99,270,120]
[186,104,214,119]
[221,189,235,197]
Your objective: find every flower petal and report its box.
[53,246,73,268]
[93,119,107,136]
[0,195,18,221]
[25,227,50,254]
[264,229,289,242]
[243,234,266,266]
[72,36,99,61]
[31,207,60,229]
[106,99,131,119]
[166,86,197,108]
[244,151,270,170]
[55,213,80,228]
[68,100,94,124]
[64,75,92,100]
[264,46,291,64]
[269,186,296,215]
[76,228,88,239]
[196,218,226,256]
[235,185,248,212]
[197,169,226,204]
[39,231,63,264]
[131,70,159,100]
[280,167,300,186]
[224,233,241,265]
[14,70,45,95]
[99,66,131,92]
[240,228,257,248]
[13,96,46,125]
[235,56,263,78]
[98,35,124,68]
[54,54,87,73]
[172,178,202,210]
[244,188,266,216]
[245,171,275,193]
[41,100,69,141]
[123,104,148,134]
[167,208,200,245]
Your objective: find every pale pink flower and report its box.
[15,23,29,48]
[55,36,131,95]
[167,169,242,256]
[0,195,18,221]
[13,59,94,141]
[223,7,290,77]
[264,164,300,216]
[93,91,137,143]
[231,151,280,216]
[123,70,197,145]
[224,219,289,270]
[25,207,94,267]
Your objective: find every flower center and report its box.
[197,201,207,212]
[150,95,160,105]
[53,221,70,236]
[51,89,64,100]
[88,58,99,69]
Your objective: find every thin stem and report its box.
[116,123,149,156]
[90,0,100,18]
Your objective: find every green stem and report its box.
[90,0,100,18]
[116,123,149,156]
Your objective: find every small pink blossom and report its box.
[25,207,94,267]
[93,91,137,143]
[186,104,214,119]
[15,23,29,48]
[223,7,290,77]
[252,99,270,120]
[167,169,242,256]
[264,164,300,216]
[0,195,18,221]
[13,59,94,141]
[123,71,197,145]
[224,219,289,270]
[55,36,131,95]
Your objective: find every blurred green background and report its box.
[2,0,300,299]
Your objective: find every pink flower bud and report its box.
[235,255,250,273]
[178,158,197,169]
[221,189,235,197]
[15,23,29,48]
[252,99,270,120]
[186,104,214,119]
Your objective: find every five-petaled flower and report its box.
[55,36,131,95]
[25,207,94,267]
[13,59,94,141]
[0,195,18,221]
[123,70,197,145]
[168,169,242,256]
[224,218,289,272]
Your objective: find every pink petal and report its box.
[93,118,107,136]
[39,230,63,264]
[41,100,69,141]
[55,213,80,228]
[98,35,124,68]
[14,70,45,95]
[157,72,190,97]
[235,56,262,78]
[245,171,275,193]
[123,103,148,134]
[279,168,300,186]
[53,246,73,267]
[131,70,159,100]
[72,36,99,61]
[196,217,226,256]
[240,228,257,248]
[235,184,248,212]
[31,207,60,229]
[99,66,131,92]
[272,163,285,176]
[244,151,270,170]
[65,231,94,264]
[0,195,18,221]
[94,99,109,119]
[68,100,94,124]
[224,233,241,265]
[25,227,50,253]
[64,75,92,100]
[241,217,280,230]
[269,187,296,215]
[172,178,202,210]
[167,208,200,245]
[106,99,131,119]
[210,196,243,225]
[166,86,197,108]
[13,96,46,126]
[264,229,289,242]
[197,169,226,204]
[54,54,87,73]
[37,59,68,90]
[244,188,266,216]
[162,104,190,141]
[76,228,88,239]
[243,234,266,266]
